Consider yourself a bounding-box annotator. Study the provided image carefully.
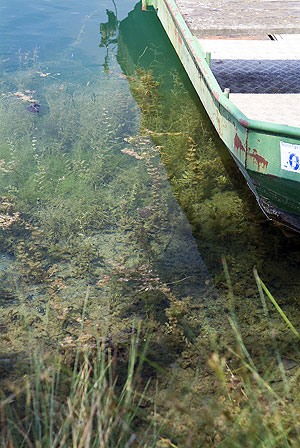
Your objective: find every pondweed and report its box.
[2,37,300,448]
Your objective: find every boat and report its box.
[142,0,300,233]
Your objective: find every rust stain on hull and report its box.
[234,134,246,152]
[249,148,268,169]
[213,90,220,102]
[239,118,250,128]
[173,15,183,46]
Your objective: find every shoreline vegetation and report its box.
[1,19,300,445]
[2,273,300,447]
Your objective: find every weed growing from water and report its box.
[0,329,162,447]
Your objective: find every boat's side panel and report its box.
[245,131,300,215]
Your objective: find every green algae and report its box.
[0,53,213,387]
[115,57,300,444]
[2,4,300,446]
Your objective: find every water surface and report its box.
[0,0,214,372]
[1,0,300,387]
[117,3,300,367]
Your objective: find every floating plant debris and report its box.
[14,91,37,102]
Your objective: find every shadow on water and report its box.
[116,2,300,366]
[0,0,218,380]
[1,2,300,446]
[1,0,300,381]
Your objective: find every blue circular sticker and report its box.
[289,153,300,171]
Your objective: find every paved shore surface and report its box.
[175,0,300,37]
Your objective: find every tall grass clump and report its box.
[0,330,161,448]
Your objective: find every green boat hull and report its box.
[143,0,300,232]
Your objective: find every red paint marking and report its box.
[267,173,279,179]
[249,149,268,169]
[234,134,245,152]
[239,118,250,128]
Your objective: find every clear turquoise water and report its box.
[1,0,300,375]
[2,5,300,447]
[0,0,215,359]
[0,0,133,70]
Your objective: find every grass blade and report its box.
[254,270,300,339]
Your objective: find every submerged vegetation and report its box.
[0,64,204,364]
[2,279,300,447]
[115,65,300,445]
[1,4,300,446]
[1,60,300,445]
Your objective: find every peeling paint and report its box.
[234,134,245,152]
[239,118,250,128]
[249,149,268,169]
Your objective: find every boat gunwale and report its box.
[144,0,300,139]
